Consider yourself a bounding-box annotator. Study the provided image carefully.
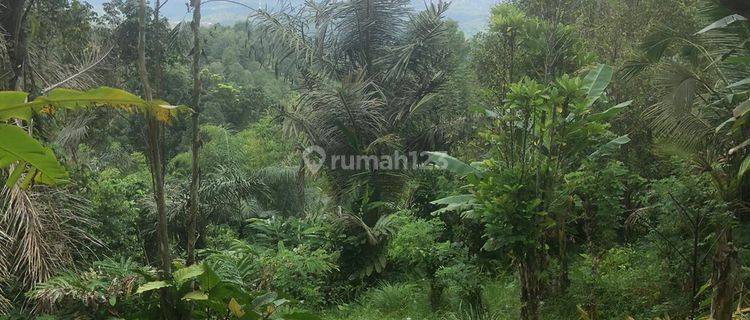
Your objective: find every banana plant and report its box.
[136,263,320,320]
[0,87,184,189]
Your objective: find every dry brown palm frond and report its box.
[1,185,99,291]
[625,206,656,230]
[27,40,111,93]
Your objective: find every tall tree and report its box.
[186,0,202,266]
[136,0,173,315]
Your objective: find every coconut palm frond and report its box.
[645,62,717,151]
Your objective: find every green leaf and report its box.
[716,117,735,133]
[228,298,245,317]
[0,91,29,120]
[739,156,750,178]
[283,312,322,320]
[729,138,750,155]
[198,264,221,291]
[727,77,750,89]
[173,264,205,284]
[5,161,27,188]
[0,87,184,122]
[589,100,632,121]
[696,14,747,34]
[430,194,476,215]
[424,152,482,177]
[135,281,171,294]
[582,64,613,107]
[0,125,68,188]
[251,292,277,308]
[733,100,750,118]
[589,135,631,159]
[182,291,209,301]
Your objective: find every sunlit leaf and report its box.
[182,291,209,301]
[0,125,68,188]
[135,281,171,294]
[173,264,205,284]
[0,87,185,122]
[696,14,747,34]
[228,298,245,317]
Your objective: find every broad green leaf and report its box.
[135,281,171,294]
[696,14,747,34]
[5,161,27,188]
[228,298,245,317]
[430,194,476,215]
[0,125,68,188]
[582,64,613,107]
[589,100,632,121]
[0,91,29,120]
[182,290,209,301]
[251,292,277,308]
[424,152,482,177]
[173,264,205,284]
[283,312,323,320]
[0,87,184,122]
[589,135,631,159]
[198,264,221,291]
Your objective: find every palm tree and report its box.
[624,2,750,318]
[255,0,463,278]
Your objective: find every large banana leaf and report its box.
[0,87,184,189]
[582,64,613,107]
[0,87,184,122]
[424,152,483,177]
[0,124,68,187]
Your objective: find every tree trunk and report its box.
[428,275,443,312]
[1,0,27,90]
[557,196,570,293]
[710,226,737,320]
[137,0,173,316]
[519,248,540,320]
[186,0,202,267]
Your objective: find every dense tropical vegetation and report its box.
[2,0,750,319]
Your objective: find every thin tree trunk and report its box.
[297,151,306,215]
[519,247,540,320]
[557,196,571,293]
[710,226,737,320]
[428,273,443,311]
[186,0,202,267]
[583,197,598,320]
[137,0,173,316]
[1,0,28,90]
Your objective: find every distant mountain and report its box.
[83,0,498,35]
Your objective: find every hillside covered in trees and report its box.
[1,0,750,319]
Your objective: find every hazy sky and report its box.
[82,0,499,35]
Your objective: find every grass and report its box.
[324,277,521,320]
